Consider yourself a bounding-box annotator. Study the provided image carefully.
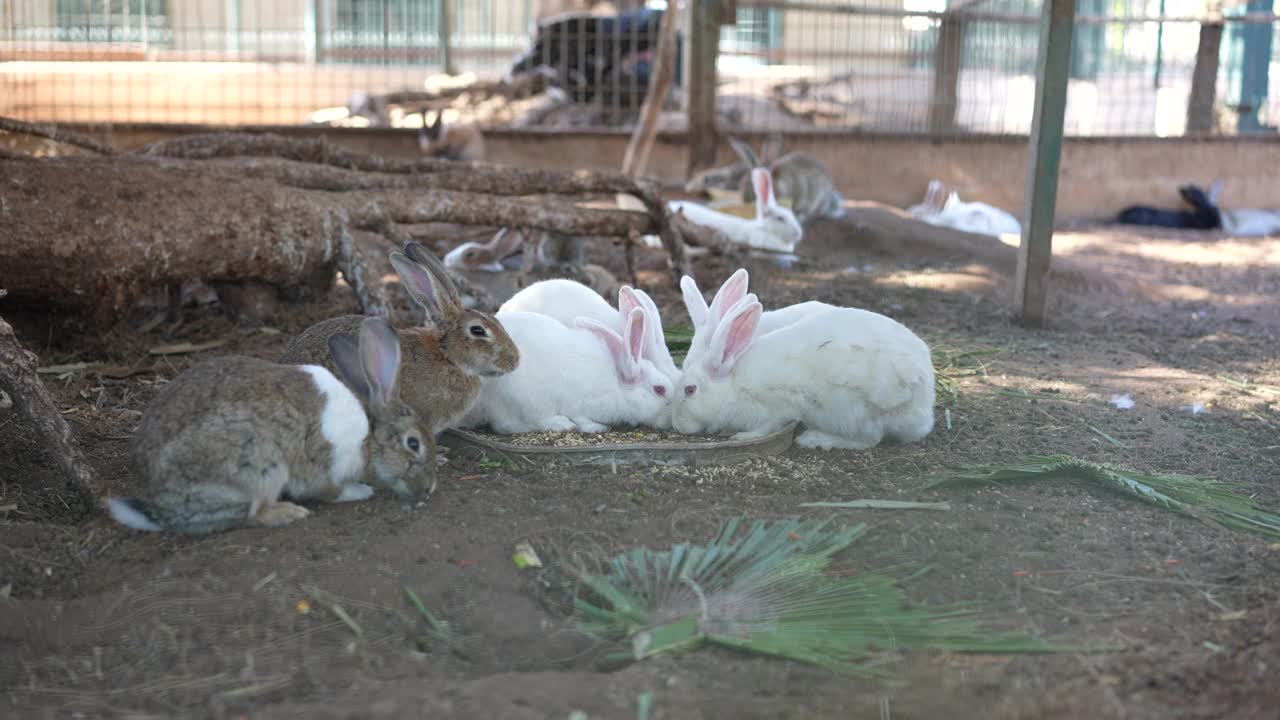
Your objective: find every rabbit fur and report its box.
[679,268,833,372]
[907,180,1022,239]
[500,279,681,382]
[108,317,433,535]
[418,109,486,162]
[462,307,675,433]
[668,168,804,254]
[279,242,520,438]
[671,295,936,451]
[728,136,846,225]
[444,227,617,306]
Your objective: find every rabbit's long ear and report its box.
[761,133,783,165]
[632,288,667,356]
[329,332,372,405]
[389,250,443,320]
[623,307,646,369]
[402,241,464,316]
[727,136,760,168]
[708,269,749,326]
[680,275,709,331]
[752,168,777,218]
[358,316,403,412]
[1208,179,1223,206]
[706,298,761,377]
[487,227,526,260]
[576,315,641,383]
[618,285,643,317]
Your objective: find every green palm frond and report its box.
[928,455,1280,540]
[573,517,1059,677]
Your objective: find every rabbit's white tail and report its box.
[108,497,162,532]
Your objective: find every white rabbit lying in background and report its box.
[500,279,681,383]
[1203,180,1280,237]
[667,168,804,254]
[907,180,1022,240]
[462,307,675,433]
[671,292,936,451]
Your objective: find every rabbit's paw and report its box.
[796,429,878,451]
[730,428,773,442]
[255,501,311,527]
[539,415,579,433]
[335,483,375,503]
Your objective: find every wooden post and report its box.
[1014,0,1075,327]
[440,0,458,75]
[928,15,966,134]
[685,0,723,178]
[1185,17,1223,134]
[622,4,681,177]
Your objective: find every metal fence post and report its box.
[1015,0,1075,327]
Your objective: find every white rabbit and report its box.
[671,296,935,451]
[501,279,681,383]
[464,307,675,433]
[679,269,833,370]
[1205,180,1280,237]
[499,277,620,327]
[908,180,1022,239]
[667,168,804,254]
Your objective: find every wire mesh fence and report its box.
[0,0,1276,136]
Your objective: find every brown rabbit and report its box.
[279,242,520,439]
[418,109,486,162]
[443,228,617,305]
[730,136,845,226]
[108,317,433,535]
[517,230,618,302]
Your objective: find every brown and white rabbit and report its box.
[107,317,433,536]
[443,227,528,306]
[444,227,617,305]
[418,109,486,162]
[518,230,618,301]
[279,242,520,438]
[730,136,846,226]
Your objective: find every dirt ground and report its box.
[3,208,1279,719]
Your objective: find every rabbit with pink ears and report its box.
[500,279,681,384]
[461,306,675,433]
[668,168,804,254]
[672,274,935,450]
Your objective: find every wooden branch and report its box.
[0,116,118,156]
[0,314,100,513]
[622,3,681,176]
[139,132,693,281]
[374,71,553,110]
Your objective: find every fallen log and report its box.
[0,140,687,320]
[0,311,100,513]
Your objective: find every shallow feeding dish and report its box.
[440,421,798,467]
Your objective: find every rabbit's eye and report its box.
[653,385,666,397]
[469,324,488,338]
[684,385,697,397]
[405,436,422,453]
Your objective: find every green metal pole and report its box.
[1015,0,1076,327]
